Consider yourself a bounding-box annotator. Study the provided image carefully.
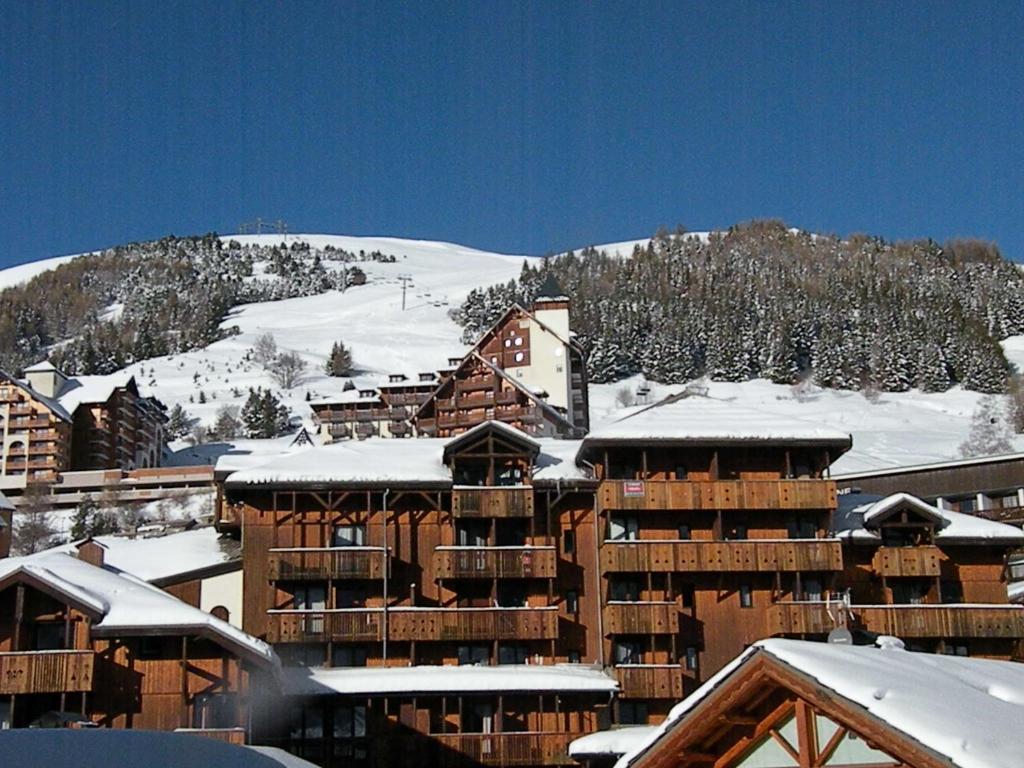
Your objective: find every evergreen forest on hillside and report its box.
[454,221,1024,393]
[0,235,390,375]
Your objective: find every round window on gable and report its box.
[514,351,525,363]
[504,339,512,348]
[514,337,523,347]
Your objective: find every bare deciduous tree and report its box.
[252,332,278,367]
[269,351,308,389]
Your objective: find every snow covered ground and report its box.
[2,232,1022,473]
[0,251,89,289]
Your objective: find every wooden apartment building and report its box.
[0,546,276,737]
[310,279,589,442]
[0,361,167,493]
[216,393,1024,767]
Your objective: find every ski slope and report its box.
[3,232,1022,474]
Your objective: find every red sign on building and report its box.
[623,481,645,497]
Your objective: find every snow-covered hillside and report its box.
[2,232,1022,474]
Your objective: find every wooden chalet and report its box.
[0,548,277,737]
[607,637,1024,768]
[214,393,1024,768]
[767,491,1024,659]
[310,284,589,442]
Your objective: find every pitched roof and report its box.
[0,368,73,422]
[23,360,61,373]
[584,394,852,449]
[618,638,1024,768]
[0,552,276,668]
[56,371,137,413]
[834,492,1024,544]
[443,419,542,460]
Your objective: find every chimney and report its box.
[24,360,69,399]
[76,539,106,568]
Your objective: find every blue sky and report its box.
[1,1,1022,266]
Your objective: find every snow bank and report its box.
[568,726,658,757]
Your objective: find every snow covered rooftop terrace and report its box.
[568,726,658,758]
[283,663,618,697]
[48,527,239,584]
[585,395,852,448]
[616,638,1024,768]
[0,552,275,668]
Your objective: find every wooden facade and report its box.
[220,418,1024,767]
[0,555,272,736]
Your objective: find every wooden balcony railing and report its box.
[600,479,837,511]
[268,547,387,580]
[766,602,1024,639]
[857,605,1024,638]
[601,539,843,573]
[765,602,842,635]
[388,607,559,642]
[614,665,686,699]
[266,609,384,643]
[452,486,535,518]
[0,650,94,694]
[871,546,942,578]
[431,732,577,766]
[604,602,679,635]
[433,547,557,579]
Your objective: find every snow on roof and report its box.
[617,638,1024,768]
[533,439,592,484]
[225,429,587,488]
[834,451,1024,480]
[245,746,323,768]
[585,395,852,447]
[212,435,317,474]
[225,438,451,487]
[0,369,73,422]
[0,552,275,667]
[309,388,381,406]
[48,527,238,584]
[282,663,618,697]
[834,493,1024,544]
[23,360,60,373]
[444,420,541,457]
[568,726,658,757]
[56,371,135,413]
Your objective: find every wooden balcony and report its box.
[766,602,1024,639]
[0,650,94,694]
[600,479,837,511]
[765,602,841,635]
[387,607,559,642]
[604,602,679,635]
[266,609,384,643]
[871,546,942,578]
[856,605,1024,638]
[268,547,387,580]
[614,665,686,699]
[601,539,843,573]
[432,732,576,766]
[452,486,535,518]
[433,547,557,579]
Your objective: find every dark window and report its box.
[332,524,366,547]
[674,465,688,480]
[458,644,491,666]
[497,582,528,608]
[563,529,576,554]
[684,646,698,671]
[892,580,930,605]
[679,584,695,609]
[958,497,976,514]
[725,524,748,541]
[609,516,639,541]
[193,692,238,729]
[802,578,822,602]
[495,519,527,547]
[498,644,529,665]
[942,580,965,604]
[619,701,648,725]
[613,640,642,665]
[462,701,495,733]
[942,643,969,657]
[139,636,164,660]
[610,578,641,602]
[608,458,638,480]
[457,520,490,547]
[739,584,753,608]
[565,590,579,613]
[787,517,818,539]
[332,645,368,667]
[677,524,691,540]
[567,650,581,664]
[33,622,65,651]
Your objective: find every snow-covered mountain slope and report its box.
[8,232,1024,474]
[0,252,88,289]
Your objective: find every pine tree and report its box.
[241,388,291,439]
[959,395,1014,457]
[166,404,191,440]
[69,497,119,540]
[325,341,354,377]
